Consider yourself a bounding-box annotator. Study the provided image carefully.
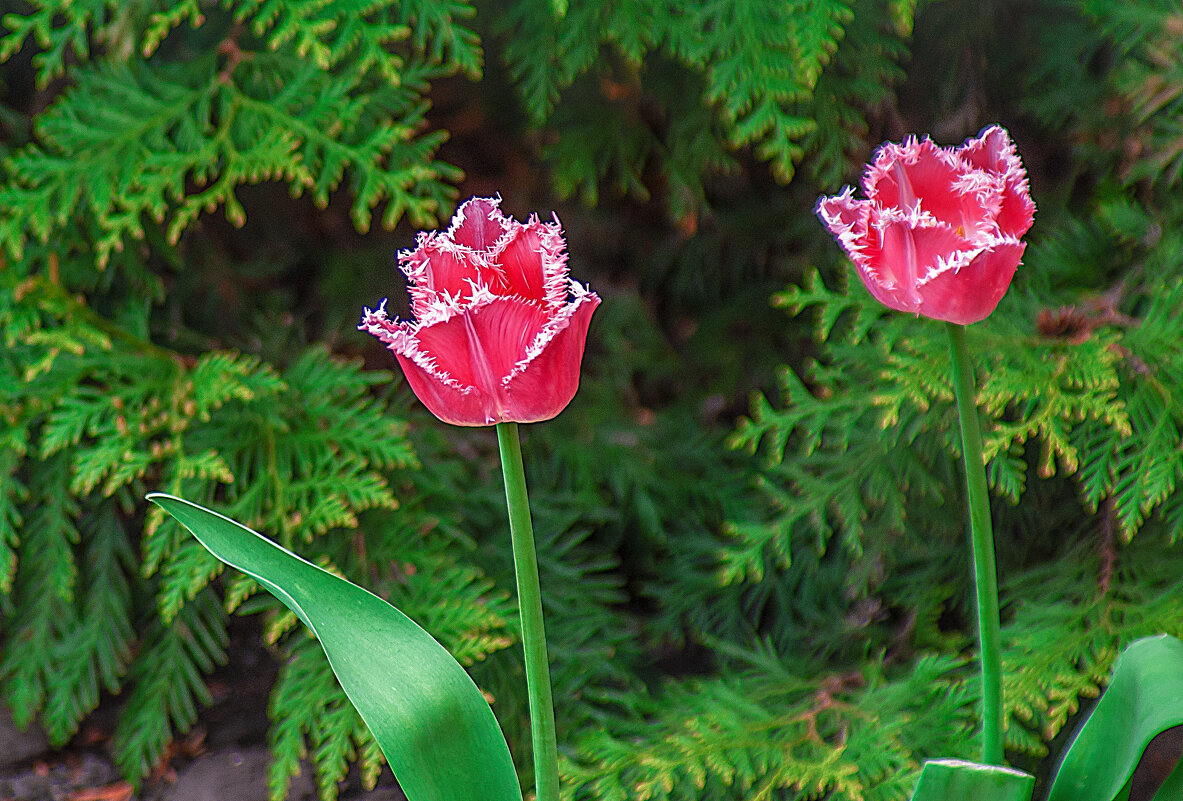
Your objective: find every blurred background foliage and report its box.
[1,0,1182,798]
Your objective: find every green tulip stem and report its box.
[946,322,1005,767]
[496,422,560,801]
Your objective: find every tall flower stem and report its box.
[946,322,1005,767]
[496,422,560,801]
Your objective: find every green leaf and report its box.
[146,493,522,801]
[909,759,1034,801]
[1048,635,1183,801]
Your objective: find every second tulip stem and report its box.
[946,323,1005,767]
[496,422,560,801]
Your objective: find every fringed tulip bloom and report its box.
[360,197,601,426]
[817,126,1035,325]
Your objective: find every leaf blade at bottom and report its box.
[147,493,522,801]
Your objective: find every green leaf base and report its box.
[1049,635,1183,801]
[909,759,1034,801]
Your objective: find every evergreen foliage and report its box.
[497,0,912,218]
[1,0,1182,799]
[562,651,976,801]
[0,0,473,266]
[2,250,430,783]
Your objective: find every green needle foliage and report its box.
[0,0,472,264]
[562,650,977,801]
[0,3,476,772]
[498,0,913,220]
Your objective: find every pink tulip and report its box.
[360,197,601,426]
[817,126,1036,325]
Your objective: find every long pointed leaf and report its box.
[147,493,523,801]
[1048,635,1183,801]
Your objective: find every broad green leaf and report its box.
[146,493,522,801]
[909,758,1034,801]
[1048,635,1183,801]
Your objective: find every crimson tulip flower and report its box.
[361,197,601,426]
[818,126,1039,772]
[817,126,1035,324]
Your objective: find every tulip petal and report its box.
[949,170,1005,242]
[502,290,601,423]
[958,126,1020,177]
[413,298,551,397]
[817,189,871,260]
[404,237,521,321]
[395,352,495,426]
[916,240,1027,325]
[492,218,564,305]
[406,237,476,302]
[862,214,969,297]
[361,302,493,424]
[996,181,1035,239]
[866,138,963,222]
[958,127,1036,238]
[470,298,554,380]
[450,197,511,251]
